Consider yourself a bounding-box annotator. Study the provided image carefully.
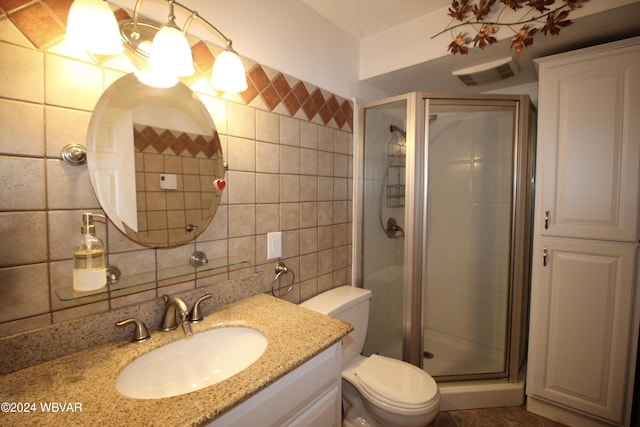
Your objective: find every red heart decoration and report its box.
[214,179,226,191]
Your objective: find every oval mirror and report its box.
[86,73,225,248]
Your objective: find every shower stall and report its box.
[354,93,536,409]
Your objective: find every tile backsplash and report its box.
[0,1,353,338]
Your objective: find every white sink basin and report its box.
[116,327,268,399]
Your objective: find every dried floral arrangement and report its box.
[434,0,590,55]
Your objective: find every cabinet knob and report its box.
[543,246,548,267]
[544,209,550,230]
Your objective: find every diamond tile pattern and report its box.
[0,1,353,131]
[133,125,222,159]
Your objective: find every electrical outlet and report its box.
[267,232,282,260]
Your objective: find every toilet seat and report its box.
[354,355,438,410]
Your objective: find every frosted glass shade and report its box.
[210,49,247,93]
[65,0,123,55]
[134,69,179,88]
[148,26,194,78]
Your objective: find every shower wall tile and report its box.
[300,121,318,149]
[318,126,334,152]
[280,145,300,174]
[0,156,45,210]
[256,109,280,143]
[280,174,300,203]
[255,173,280,204]
[227,171,256,204]
[255,204,279,234]
[256,141,280,173]
[280,116,301,147]
[0,212,48,267]
[300,176,318,201]
[0,42,43,103]
[0,0,353,338]
[0,264,49,323]
[280,203,300,231]
[301,202,319,228]
[317,151,334,176]
[300,227,318,254]
[0,99,44,156]
[300,148,318,175]
[318,176,334,201]
[317,226,332,251]
[227,103,256,139]
[44,54,103,110]
[227,136,256,172]
[228,204,256,238]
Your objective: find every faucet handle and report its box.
[189,294,212,323]
[116,318,150,342]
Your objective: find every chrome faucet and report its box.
[160,295,192,335]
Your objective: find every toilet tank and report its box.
[299,286,372,365]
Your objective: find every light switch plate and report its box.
[267,232,282,260]
[160,173,177,190]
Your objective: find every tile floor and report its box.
[432,405,567,426]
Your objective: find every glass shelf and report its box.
[55,256,250,301]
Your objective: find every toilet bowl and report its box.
[342,355,440,427]
[300,286,440,427]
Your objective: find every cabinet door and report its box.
[536,42,640,241]
[527,237,636,423]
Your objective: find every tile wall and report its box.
[0,1,354,338]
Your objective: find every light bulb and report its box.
[210,49,247,93]
[148,26,194,78]
[65,0,123,55]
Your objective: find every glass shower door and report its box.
[358,94,533,383]
[422,100,517,379]
[359,98,408,359]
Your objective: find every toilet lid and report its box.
[355,355,438,409]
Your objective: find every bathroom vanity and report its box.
[0,294,351,426]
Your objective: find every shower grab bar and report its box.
[271,261,295,297]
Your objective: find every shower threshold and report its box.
[437,378,525,411]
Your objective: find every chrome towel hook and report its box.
[272,261,295,297]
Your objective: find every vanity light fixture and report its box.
[65,0,247,92]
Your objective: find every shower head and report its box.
[389,125,406,138]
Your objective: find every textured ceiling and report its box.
[300,0,451,38]
[298,0,640,96]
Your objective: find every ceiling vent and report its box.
[452,57,520,86]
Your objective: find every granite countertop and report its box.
[0,294,351,426]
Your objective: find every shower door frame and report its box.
[353,93,426,367]
[421,94,534,382]
[355,92,535,383]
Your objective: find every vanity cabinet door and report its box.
[208,343,341,427]
[527,237,636,424]
[536,40,640,242]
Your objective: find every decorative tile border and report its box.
[133,125,222,159]
[0,0,354,131]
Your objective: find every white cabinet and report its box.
[536,39,640,242]
[528,238,636,423]
[208,343,342,427]
[527,37,640,427]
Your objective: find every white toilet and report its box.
[300,285,440,427]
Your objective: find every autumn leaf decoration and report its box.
[438,0,588,55]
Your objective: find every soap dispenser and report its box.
[73,212,107,292]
